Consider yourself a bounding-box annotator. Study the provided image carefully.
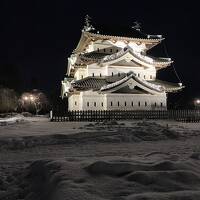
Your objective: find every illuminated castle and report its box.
[61,17,184,111]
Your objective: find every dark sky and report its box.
[0,0,200,105]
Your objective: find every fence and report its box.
[50,110,200,122]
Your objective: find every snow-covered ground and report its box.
[0,116,200,200]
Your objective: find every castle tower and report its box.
[61,19,184,111]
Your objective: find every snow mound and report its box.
[2,158,200,200]
[0,114,26,126]
[0,121,187,150]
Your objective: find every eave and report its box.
[73,31,164,54]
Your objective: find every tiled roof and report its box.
[71,73,183,93]
[78,48,172,68]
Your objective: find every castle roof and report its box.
[74,31,163,53]
[75,47,172,69]
[70,72,183,94]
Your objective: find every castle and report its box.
[61,18,183,111]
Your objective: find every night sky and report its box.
[0,0,200,106]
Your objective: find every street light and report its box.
[21,93,40,115]
[24,96,28,101]
[194,98,200,109]
[196,99,200,104]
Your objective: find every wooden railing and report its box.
[50,110,200,122]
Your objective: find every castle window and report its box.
[118,101,120,106]
[111,101,113,106]
[155,102,157,107]
[81,75,83,79]
[87,102,89,107]
[97,48,99,52]
[110,49,112,53]
[75,101,77,106]
[150,75,152,79]
[104,49,106,52]
[161,102,163,107]
[118,72,120,77]
[125,101,127,106]
[100,73,102,77]
[145,102,147,106]
[138,73,140,77]
[144,75,146,79]
[94,102,96,107]
[132,101,134,106]
[112,72,114,76]
[101,102,103,107]
[138,101,140,107]
[116,49,118,52]
[92,73,94,77]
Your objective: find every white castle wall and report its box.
[68,91,167,111]
[74,64,156,81]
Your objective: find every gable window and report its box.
[112,72,114,76]
[118,72,120,77]
[150,75,153,79]
[92,73,94,77]
[118,101,120,106]
[125,101,127,106]
[100,73,102,77]
[103,49,106,52]
[138,101,140,107]
[81,75,83,79]
[145,102,147,106]
[155,102,157,107]
[75,101,77,106]
[131,101,134,106]
[138,73,140,77]
[110,49,112,53]
[101,102,103,107]
[111,101,113,106]
[144,75,146,79]
[116,49,119,52]
[97,48,99,52]
[161,102,163,107]
[87,102,89,107]
[94,102,96,107]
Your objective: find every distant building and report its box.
[61,20,184,111]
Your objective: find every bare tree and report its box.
[0,86,18,113]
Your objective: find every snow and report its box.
[0,117,200,199]
[0,114,26,125]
